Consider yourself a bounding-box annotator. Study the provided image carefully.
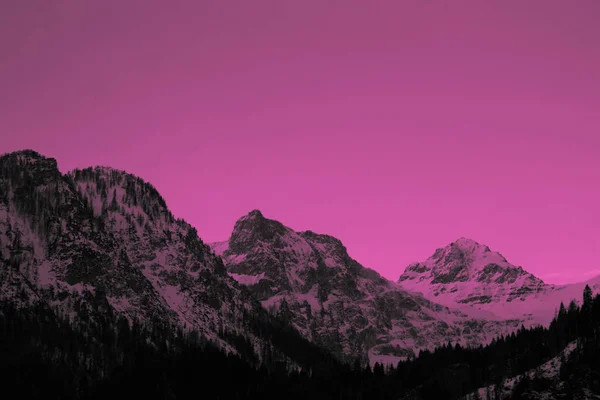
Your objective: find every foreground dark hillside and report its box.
[0,289,379,400]
[393,285,600,399]
[2,276,600,399]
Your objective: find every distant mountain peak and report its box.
[402,239,517,285]
[455,236,477,243]
[234,209,275,227]
[452,237,481,247]
[246,209,264,218]
[0,149,58,168]
[67,165,172,220]
[234,209,268,225]
[229,210,288,252]
[435,238,504,261]
[1,149,46,160]
[398,238,549,317]
[445,238,495,256]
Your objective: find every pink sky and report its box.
[1,0,599,284]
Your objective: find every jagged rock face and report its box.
[213,213,521,364]
[397,238,600,326]
[402,238,541,287]
[229,210,289,254]
[213,210,390,360]
[64,167,246,328]
[0,150,288,361]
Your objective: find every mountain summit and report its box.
[228,209,289,253]
[398,238,547,309]
[397,238,600,325]
[400,237,541,287]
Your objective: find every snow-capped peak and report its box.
[396,238,600,327]
[400,237,531,286]
[397,237,550,320]
[245,209,264,219]
[453,236,482,247]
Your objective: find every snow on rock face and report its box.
[400,238,535,286]
[230,272,266,285]
[212,214,521,365]
[5,150,589,369]
[0,151,300,364]
[398,238,600,326]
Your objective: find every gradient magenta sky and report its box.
[2,0,599,284]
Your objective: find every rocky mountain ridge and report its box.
[3,149,596,369]
[211,211,522,364]
[0,150,320,367]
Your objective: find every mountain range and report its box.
[1,149,599,399]
[0,150,332,371]
[210,209,600,364]
[212,210,517,364]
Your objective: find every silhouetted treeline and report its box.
[391,285,600,399]
[0,297,366,400]
[2,285,600,399]
[507,285,600,399]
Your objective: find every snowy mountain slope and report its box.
[0,150,320,366]
[212,211,521,364]
[397,238,600,326]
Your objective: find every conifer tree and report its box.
[109,189,118,211]
[583,285,593,311]
[558,301,567,317]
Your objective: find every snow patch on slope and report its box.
[230,272,266,286]
[210,240,229,256]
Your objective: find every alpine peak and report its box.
[452,237,482,248]
[0,149,59,172]
[247,209,264,218]
[397,239,554,322]
[229,209,288,252]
